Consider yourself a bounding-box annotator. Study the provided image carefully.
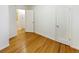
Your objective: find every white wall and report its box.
[26,5,79,50]
[70,6,79,49]
[9,5,17,38]
[0,5,9,50]
[34,6,56,39]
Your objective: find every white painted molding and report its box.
[71,45,79,50]
[9,33,16,39]
[35,32,55,40]
[0,42,9,50]
[35,32,79,50]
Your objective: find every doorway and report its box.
[16,9,25,31]
[16,9,26,35]
[16,9,34,34]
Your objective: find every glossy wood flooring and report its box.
[0,29,79,53]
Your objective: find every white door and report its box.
[25,10,34,32]
[55,6,71,45]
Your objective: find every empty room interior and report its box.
[0,5,79,53]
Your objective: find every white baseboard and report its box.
[35,32,79,50]
[71,45,79,50]
[35,32,55,40]
[9,34,16,39]
[0,43,9,50]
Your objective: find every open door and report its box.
[25,10,34,32]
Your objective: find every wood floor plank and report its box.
[0,29,79,53]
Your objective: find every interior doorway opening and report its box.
[16,9,26,35]
[16,9,25,31]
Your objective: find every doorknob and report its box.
[56,25,60,28]
[33,21,35,23]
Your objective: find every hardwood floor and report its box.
[0,29,79,53]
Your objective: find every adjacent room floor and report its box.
[0,29,79,53]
